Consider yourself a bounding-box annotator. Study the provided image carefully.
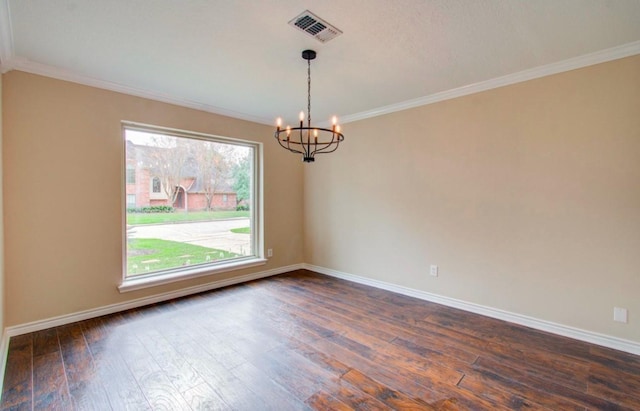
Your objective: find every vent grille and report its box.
[288,10,342,43]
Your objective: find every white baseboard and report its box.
[2,259,637,391]
[4,263,304,338]
[303,264,640,356]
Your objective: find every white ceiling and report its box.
[1,0,640,126]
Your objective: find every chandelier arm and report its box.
[312,141,342,155]
[275,132,305,155]
[311,142,338,155]
[307,129,345,155]
[312,136,344,155]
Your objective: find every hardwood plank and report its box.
[57,324,112,410]
[160,326,268,410]
[3,270,640,410]
[245,344,340,401]
[424,308,591,360]
[471,356,625,410]
[588,345,640,377]
[181,382,228,410]
[277,273,592,394]
[32,351,72,410]
[228,362,312,411]
[1,335,33,409]
[587,364,640,409]
[80,318,152,410]
[116,329,191,410]
[283,339,437,409]
[256,281,480,369]
[340,368,436,410]
[460,365,610,410]
[397,318,591,394]
[164,317,247,370]
[135,326,206,394]
[456,374,561,410]
[304,331,499,409]
[0,399,32,411]
[305,390,354,411]
[325,381,392,410]
[260,275,489,370]
[32,328,60,357]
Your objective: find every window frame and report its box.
[119,121,265,293]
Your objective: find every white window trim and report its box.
[120,121,264,292]
[119,257,267,292]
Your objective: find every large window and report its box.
[122,123,262,289]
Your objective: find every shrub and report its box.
[236,204,249,211]
[127,205,175,213]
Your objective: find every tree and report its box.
[146,135,190,205]
[191,140,231,211]
[232,154,251,208]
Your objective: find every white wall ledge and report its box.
[119,257,267,293]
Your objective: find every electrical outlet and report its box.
[613,307,628,323]
[267,248,273,258]
[429,264,438,277]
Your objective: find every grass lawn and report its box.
[230,227,250,234]
[127,210,249,225]
[127,238,238,276]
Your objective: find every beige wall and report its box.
[3,56,639,345]
[304,55,640,343]
[2,71,304,327]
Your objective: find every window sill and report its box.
[118,257,267,293]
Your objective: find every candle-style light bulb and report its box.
[286,125,291,136]
[314,129,318,144]
[332,116,337,126]
[336,125,341,133]
[299,111,305,122]
[276,117,282,127]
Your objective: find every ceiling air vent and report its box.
[288,10,342,43]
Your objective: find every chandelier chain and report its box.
[307,58,311,127]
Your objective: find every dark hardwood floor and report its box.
[2,270,639,410]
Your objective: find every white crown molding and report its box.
[3,263,303,338]
[340,40,640,124]
[3,38,639,126]
[303,263,640,356]
[5,56,274,125]
[0,0,14,73]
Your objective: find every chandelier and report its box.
[275,50,344,162]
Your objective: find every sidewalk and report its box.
[129,218,252,256]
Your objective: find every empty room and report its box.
[0,1,639,409]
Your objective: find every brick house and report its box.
[125,141,237,211]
